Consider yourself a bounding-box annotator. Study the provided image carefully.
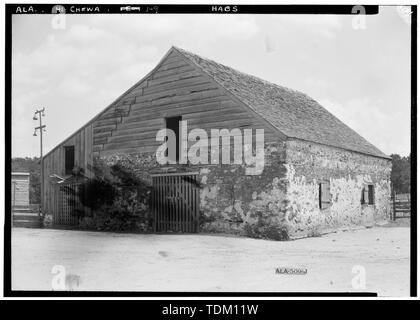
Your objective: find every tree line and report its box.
[390,154,411,194]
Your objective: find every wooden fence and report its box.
[391,192,411,220]
[51,173,201,232]
[52,181,82,226]
[151,172,200,233]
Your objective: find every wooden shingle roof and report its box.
[174,47,389,159]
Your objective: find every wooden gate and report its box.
[391,192,411,220]
[53,182,81,226]
[151,172,200,233]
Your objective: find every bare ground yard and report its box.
[12,224,410,296]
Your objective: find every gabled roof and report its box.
[173,47,389,159]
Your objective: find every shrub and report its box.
[78,216,97,230]
[42,213,53,228]
[77,177,117,211]
[75,158,152,232]
[243,223,258,238]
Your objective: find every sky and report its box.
[11,6,412,158]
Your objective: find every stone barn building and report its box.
[42,47,392,239]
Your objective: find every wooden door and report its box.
[152,172,199,233]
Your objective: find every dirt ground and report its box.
[11,223,410,296]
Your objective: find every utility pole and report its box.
[33,108,46,212]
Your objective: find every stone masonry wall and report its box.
[101,152,158,185]
[284,139,392,238]
[197,141,288,239]
[99,141,290,239]
[98,138,391,240]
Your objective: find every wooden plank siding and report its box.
[94,50,278,156]
[11,174,30,206]
[42,124,93,215]
[42,48,280,214]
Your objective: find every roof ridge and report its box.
[172,46,289,138]
[173,46,307,96]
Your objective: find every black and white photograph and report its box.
[2,2,416,301]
